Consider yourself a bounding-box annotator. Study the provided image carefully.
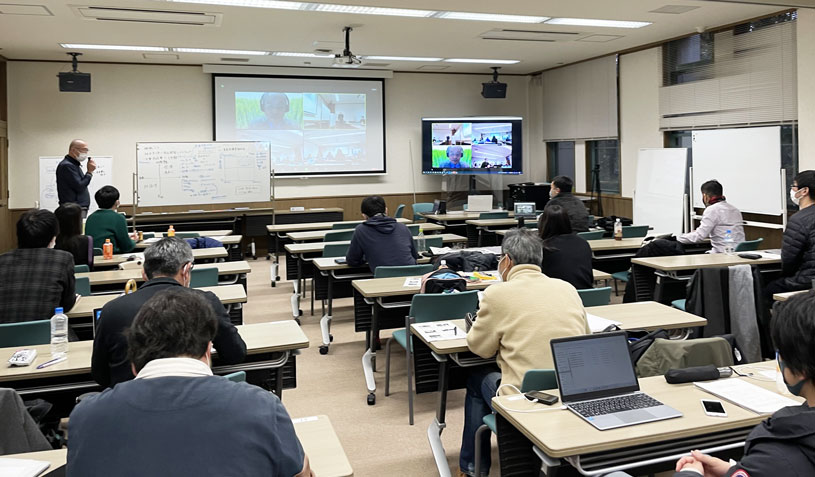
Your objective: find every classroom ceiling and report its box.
[0,0,787,74]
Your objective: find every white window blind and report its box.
[541,55,618,141]
[660,20,797,130]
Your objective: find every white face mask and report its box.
[77,152,88,162]
[549,189,556,199]
[498,255,510,281]
[791,188,802,206]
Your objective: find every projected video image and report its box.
[303,130,367,172]
[236,92,303,130]
[303,93,366,130]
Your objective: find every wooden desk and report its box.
[424,211,514,223]
[492,361,795,475]
[134,233,240,249]
[4,414,352,477]
[632,252,781,275]
[773,290,810,302]
[95,247,228,267]
[284,233,466,255]
[79,261,251,286]
[286,222,443,242]
[267,217,410,235]
[352,274,493,298]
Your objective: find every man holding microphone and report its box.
[56,139,96,217]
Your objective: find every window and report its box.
[546,141,575,182]
[662,33,714,86]
[587,140,620,195]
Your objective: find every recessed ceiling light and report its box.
[364,55,443,62]
[272,51,334,58]
[444,58,520,64]
[435,12,548,23]
[174,47,269,55]
[312,4,433,17]
[545,18,651,28]
[60,43,169,51]
[165,0,305,9]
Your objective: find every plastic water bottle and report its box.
[613,218,623,241]
[724,230,735,255]
[167,225,175,237]
[417,227,426,253]
[50,307,68,358]
[103,238,113,259]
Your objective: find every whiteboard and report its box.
[39,156,114,213]
[633,148,688,234]
[692,127,782,215]
[136,142,271,207]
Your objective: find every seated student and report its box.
[0,209,76,323]
[538,205,593,290]
[346,195,418,273]
[460,228,589,477]
[677,180,744,253]
[92,237,246,388]
[55,202,94,268]
[84,185,136,254]
[70,288,314,477]
[671,290,815,477]
[545,175,589,232]
[765,170,815,297]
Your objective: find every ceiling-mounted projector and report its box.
[482,67,507,99]
[59,52,91,93]
[333,26,362,68]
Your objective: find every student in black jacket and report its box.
[91,237,246,388]
[346,195,418,273]
[538,205,593,290]
[545,175,589,232]
[672,290,815,477]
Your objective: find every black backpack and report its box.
[420,268,467,294]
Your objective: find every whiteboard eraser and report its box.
[290,207,305,212]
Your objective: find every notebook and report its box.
[0,457,51,477]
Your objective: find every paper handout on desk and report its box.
[142,237,161,244]
[0,457,51,477]
[413,321,465,342]
[586,313,622,333]
[403,277,422,288]
[695,378,801,414]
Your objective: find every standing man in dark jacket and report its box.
[56,139,96,215]
[671,290,815,477]
[545,176,589,233]
[765,170,815,298]
[91,237,246,388]
[346,195,418,273]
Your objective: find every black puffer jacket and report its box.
[779,206,815,289]
[545,193,589,232]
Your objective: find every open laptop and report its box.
[551,332,682,430]
[467,195,493,212]
[513,202,536,220]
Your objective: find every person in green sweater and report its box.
[85,186,136,254]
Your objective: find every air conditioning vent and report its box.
[72,6,222,26]
[221,57,250,62]
[479,29,586,42]
[649,5,700,14]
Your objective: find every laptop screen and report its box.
[513,202,536,219]
[551,332,640,402]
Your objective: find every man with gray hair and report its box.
[56,139,96,215]
[91,237,246,388]
[439,145,466,168]
[459,228,589,477]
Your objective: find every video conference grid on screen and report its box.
[422,117,522,175]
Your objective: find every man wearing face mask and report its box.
[669,290,815,477]
[91,237,246,388]
[765,170,815,298]
[56,139,97,216]
[0,209,76,323]
[545,175,589,232]
[459,228,589,477]
[677,180,745,253]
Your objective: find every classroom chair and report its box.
[374,264,434,278]
[0,320,51,347]
[324,229,355,242]
[478,211,509,220]
[407,224,421,236]
[474,369,557,477]
[76,276,91,297]
[412,202,434,221]
[175,232,200,239]
[577,230,604,240]
[421,236,443,252]
[611,270,629,296]
[523,222,538,229]
[93,247,103,256]
[141,232,155,239]
[190,267,218,288]
[223,371,246,383]
[394,204,405,219]
[74,264,90,273]
[331,222,358,230]
[577,287,612,307]
[322,242,350,258]
[622,225,649,238]
[671,299,687,311]
[735,238,763,252]
[384,291,479,424]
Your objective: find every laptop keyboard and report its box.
[570,393,663,417]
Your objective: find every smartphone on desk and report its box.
[334,257,347,264]
[701,399,727,417]
[524,391,559,405]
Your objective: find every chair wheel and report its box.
[266,256,271,261]
[271,282,276,288]
[298,309,303,316]
[367,393,376,405]
[319,345,329,355]
[294,318,301,326]
[329,334,334,342]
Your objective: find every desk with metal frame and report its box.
[94,247,228,268]
[79,260,251,293]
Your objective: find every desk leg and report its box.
[362,301,379,405]
[319,272,334,355]
[275,366,284,399]
[290,253,302,322]
[428,354,451,477]
[270,233,281,286]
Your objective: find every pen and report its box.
[36,356,67,369]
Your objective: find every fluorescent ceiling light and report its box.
[273,51,334,58]
[435,12,548,23]
[165,0,305,9]
[364,55,442,62]
[174,47,269,55]
[331,63,361,68]
[60,43,168,51]
[444,58,520,64]
[312,4,433,17]
[545,17,651,28]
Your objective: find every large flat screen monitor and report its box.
[421,117,522,175]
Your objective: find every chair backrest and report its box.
[141,232,155,239]
[75,276,91,296]
[323,242,350,258]
[324,230,355,242]
[622,225,649,238]
[409,290,479,324]
[394,204,405,219]
[190,267,219,288]
[577,287,612,307]
[0,320,51,347]
[407,224,422,236]
[224,371,246,383]
[332,222,358,230]
[74,264,90,273]
[374,264,434,278]
[577,230,604,240]
[479,211,509,220]
[735,238,763,252]
[420,236,443,252]
[175,232,200,239]
[523,222,538,229]
[412,202,434,220]
[520,369,557,393]
[93,247,103,256]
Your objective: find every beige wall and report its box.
[798,8,815,171]
[7,61,539,209]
